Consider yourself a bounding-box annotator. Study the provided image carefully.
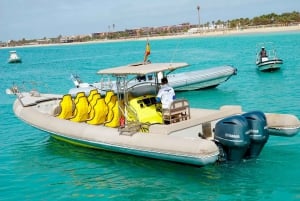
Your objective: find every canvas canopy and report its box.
[97,62,189,76]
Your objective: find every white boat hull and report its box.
[256,59,283,72]
[8,58,22,63]
[169,66,237,91]
[69,65,237,96]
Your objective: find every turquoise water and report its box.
[1,31,300,201]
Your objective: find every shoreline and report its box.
[2,25,300,49]
[139,24,300,40]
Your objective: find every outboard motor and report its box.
[242,111,269,159]
[214,115,250,162]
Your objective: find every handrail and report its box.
[162,99,190,124]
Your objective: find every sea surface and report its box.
[1,31,300,201]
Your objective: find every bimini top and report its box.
[97,62,189,76]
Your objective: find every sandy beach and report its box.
[2,25,300,49]
[141,24,300,40]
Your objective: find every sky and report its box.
[0,0,299,41]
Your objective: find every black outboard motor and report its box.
[242,111,269,159]
[214,115,250,161]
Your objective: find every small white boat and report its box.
[255,43,283,72]
[7,62,299,166]
[8,51,22,63]
[69,65,237,96]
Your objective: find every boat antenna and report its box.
[169,37,182,63]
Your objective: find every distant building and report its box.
[36,39,51,44]
[0,41,7,47]
[60,37,74,43]
[187,28,200,34]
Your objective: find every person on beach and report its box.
[260,47,267,61]
[156,77,175,110]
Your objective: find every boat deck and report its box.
[149,106,242,136]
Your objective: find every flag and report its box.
[143,41,150,62]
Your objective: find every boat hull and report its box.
[265,113,300,137]
[50,133,218,166]
[10,91,300,166]
[267,127,300,137]
[8,58,22,63]
[13,96,219,166]
[256,59,283,72]
[169,66,237,91]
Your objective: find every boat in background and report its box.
[255,42,283,72]
[8,51,22,63]
[69,40,237,96]
[6,62,299,167]
[69,65,237,97]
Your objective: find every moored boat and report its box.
[8,50,22,63]
[69,65,237,97]
[7,62,300,166]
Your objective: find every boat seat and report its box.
[87,97,108,125]
[89,93,101,106]
[87,93,101,117]
[162,99,191,124]
[56,94,74,119]
[70,96,89,122]
[104,90,115,104]
[87,89,99,103]
[105,95,120,128]
[74,92,86,104]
